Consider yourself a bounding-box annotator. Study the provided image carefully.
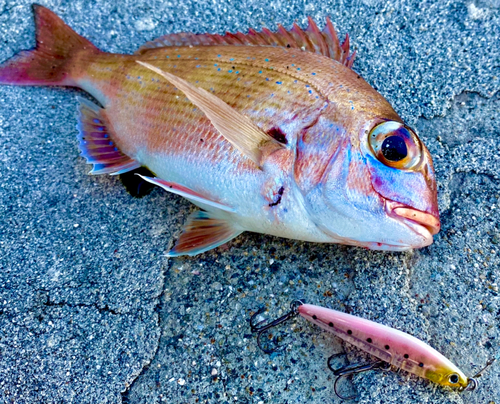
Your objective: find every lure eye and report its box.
[368,121,422,170]
[449,374,459,384]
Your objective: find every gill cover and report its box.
[301,137,395,246]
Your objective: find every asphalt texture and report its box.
[0,1,499,403]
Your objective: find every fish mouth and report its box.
[316,200,440,251]
[385,200,441,237]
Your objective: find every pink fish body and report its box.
[0,6,440,256]
[298,304,469,388]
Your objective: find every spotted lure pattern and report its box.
[298,304,471,389]
[0,6,440,256]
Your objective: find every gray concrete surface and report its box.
[0,0,499,403]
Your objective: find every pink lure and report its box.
[298,304,471,389]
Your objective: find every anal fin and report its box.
[77,97,140,175]
[167,210,242,257]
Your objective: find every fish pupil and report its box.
[381,135,407,161]
[449,374,459,384]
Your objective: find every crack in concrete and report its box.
[43,296,120,316]
[119,265,167,402]
[120,301,162,403]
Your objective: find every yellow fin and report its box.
[137,61,283,167]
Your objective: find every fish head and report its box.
[361,119,440,244]
[298,108,439,251]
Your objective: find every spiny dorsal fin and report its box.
[136,17,355,68]
[137,61,284,168]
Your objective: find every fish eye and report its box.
[449,374,459,384]
[381,136,407,161]
[368,121,422,170]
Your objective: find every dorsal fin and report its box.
[135,17,356,69]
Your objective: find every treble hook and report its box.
[249,300,303,354]
[463,357,497,392]
[327,353,391,401]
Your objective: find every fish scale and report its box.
[0,5,440,256]
[79,51,330,175]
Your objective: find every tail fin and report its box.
[0,5,99,86]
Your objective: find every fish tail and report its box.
[0,5,100,86]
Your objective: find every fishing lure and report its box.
[250,302,493,398]
[0,5,440,256]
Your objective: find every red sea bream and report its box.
[0,5,440,256]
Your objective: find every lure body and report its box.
[0,6,440,256]
[298,304,469,388]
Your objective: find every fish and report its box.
[0,5,440,256]
[251,302,485,393]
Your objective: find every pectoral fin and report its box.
[167,210,243,257]
[137,175,234,212]
[137,61,283,167]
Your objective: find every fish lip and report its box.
[385,200,441,237]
